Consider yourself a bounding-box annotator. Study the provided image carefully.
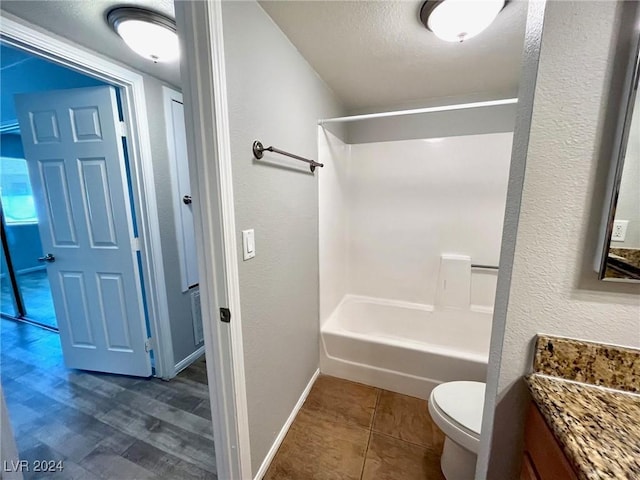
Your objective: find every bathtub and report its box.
[320,295,492,399]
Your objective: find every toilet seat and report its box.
[428,381,485,454]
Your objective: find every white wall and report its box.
[319,133,513,318]
[613,95,640,249]
[348,135,512,307]
[345,104,517,145]
[221,1,344,475]
[478,2,640,478]
[318,128,350,323]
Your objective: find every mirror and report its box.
[599,33,640,282]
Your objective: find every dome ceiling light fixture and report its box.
[420,0,506,43]
[107,7,179,63]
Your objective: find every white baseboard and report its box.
[253,368,320,480]
[174,345,205,376]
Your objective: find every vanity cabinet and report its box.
[521,404,578,480]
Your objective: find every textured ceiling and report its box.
[0,0,181,87]
[1,1,527,112]
[260,0,528,112]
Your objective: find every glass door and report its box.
[1,228,21,318]
[1,156,58,330]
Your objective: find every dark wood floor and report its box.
[1,318,216,479]
[265,375,446,480]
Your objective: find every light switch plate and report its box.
[242,229,255,260]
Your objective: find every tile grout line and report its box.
[372,429,441,451]
[359,430,374,480]
[359,389,381,480]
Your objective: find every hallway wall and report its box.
[222,1,344,474]
[143,78,205,366]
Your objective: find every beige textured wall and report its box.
[222,1,344,474]
[477,2,640,478]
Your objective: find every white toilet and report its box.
[428,381,486,480]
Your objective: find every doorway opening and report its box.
[0,35,216,477]
[0,43,109,331]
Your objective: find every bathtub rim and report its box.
[322,294,493,365]
[325,293,495,318]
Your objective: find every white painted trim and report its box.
[175,1,251,479]
[319,98,518,124]
[162,86,191,293]
[207,2,252,474]
[0,13,175,379]
[253,369,320,480]
[174,345,205,375]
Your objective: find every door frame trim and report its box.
[0,14,175,379]
[175,1,251,478]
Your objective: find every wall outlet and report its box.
[611,220,629,242]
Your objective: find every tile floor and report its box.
[1,319,216,479]
[265,375,446,480]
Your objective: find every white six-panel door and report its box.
[14,86,151,377]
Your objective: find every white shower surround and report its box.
[318,129,513,398]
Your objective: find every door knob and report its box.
[38,253,55,263]
[182,195,192,205]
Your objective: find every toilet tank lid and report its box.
[432,381,486,435]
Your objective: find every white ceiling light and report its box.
[107,7,179,63]
[420,0,506,43]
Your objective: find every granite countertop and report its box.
[526,374,640,480]
[607,248,640,280]
[526,335,640,480]
[609,248,640,268]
